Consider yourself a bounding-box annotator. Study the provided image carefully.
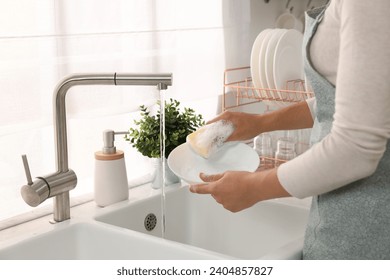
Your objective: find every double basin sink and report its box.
[0,185,309,259]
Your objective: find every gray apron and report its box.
[302,5,390,259]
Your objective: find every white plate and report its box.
[265,29,287,103]
[251,29,270,92]
[273,29,304,105]
[167,142,260,184]
[255,29,276,105]
[258,29,273,90]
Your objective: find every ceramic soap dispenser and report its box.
[94,129,129,207]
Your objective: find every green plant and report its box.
[125,98,204,158]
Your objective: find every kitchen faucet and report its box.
[20,73,172,222]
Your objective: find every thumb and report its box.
[205,115,222,125]
[189,173,224,194]
[199,172,224,182]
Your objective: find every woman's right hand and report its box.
[206,111,263,142]
[208,101,314,142]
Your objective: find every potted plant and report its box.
[125,98,204,187]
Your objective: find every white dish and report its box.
[273,29,304,105]
[255,29,276,105]
[258,29,273,90]
[265,29,287,103]
[250,29,270,93]
[167,142,260,184]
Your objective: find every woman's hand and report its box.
[207,101,314,142]
[189,169,291,212]
[206,111,263,142]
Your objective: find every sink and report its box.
[95,186,309,259]
[0,221,224,259]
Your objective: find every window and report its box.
[0,0,251,222]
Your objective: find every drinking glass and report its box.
[254,133,274,169]
[274,137,296,167]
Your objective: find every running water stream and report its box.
[159,90,167,238]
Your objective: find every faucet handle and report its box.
[20,154,51,207]
[21,154,33,186]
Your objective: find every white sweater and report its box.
[277,0,390,198]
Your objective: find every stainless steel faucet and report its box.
[20,73,172,222]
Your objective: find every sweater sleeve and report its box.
[278,0,390,198]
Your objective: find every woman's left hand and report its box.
[189,169,291,212]
[189,171,259,212]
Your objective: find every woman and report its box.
[190,0,390,259]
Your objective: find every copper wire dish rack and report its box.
[222,66,314,169]
[222,66,313,111]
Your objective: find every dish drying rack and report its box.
[222,66,313,110]
[222,66,314,170]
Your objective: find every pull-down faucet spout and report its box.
[20,73,172,222]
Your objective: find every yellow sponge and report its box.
[186,120,234,159]
[186,126,210,158]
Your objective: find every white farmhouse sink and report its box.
[0,222,224,259]
[95,187,309,259]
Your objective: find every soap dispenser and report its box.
[94,129,129,207]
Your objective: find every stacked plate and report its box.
[250,28,304,106]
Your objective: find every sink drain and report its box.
[144,213,157,231]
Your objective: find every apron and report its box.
[302,5,390,259]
